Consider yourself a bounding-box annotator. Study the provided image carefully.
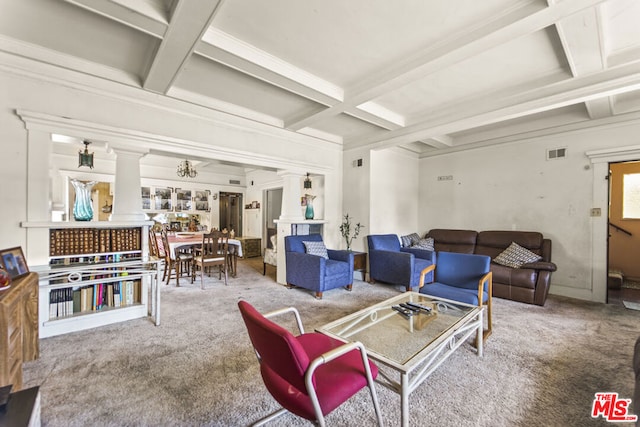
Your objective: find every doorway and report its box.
[607,161,640,306]
[264,188,282,249]
[219,192,243,236]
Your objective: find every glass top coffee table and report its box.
[317,292,483,427]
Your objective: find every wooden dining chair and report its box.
[159,228,193,286]
[192,230,229,289]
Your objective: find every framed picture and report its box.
[154,187,173,210]
[175,188,192,211]
[194,190,210,212]
[0,246,29,280]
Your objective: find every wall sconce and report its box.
[78,140,94,169]
[304,173,312,189]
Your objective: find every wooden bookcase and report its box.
[32,223,160,338]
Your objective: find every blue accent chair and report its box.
[367,234,435,291]
[284,234,354,299]
[419,251,493,341]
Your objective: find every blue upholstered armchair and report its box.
[419,251,493,341]
[284,234,355,299]
[367,234,435,291]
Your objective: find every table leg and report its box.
[233,253,237,277]
[477,308,483,357]
[401,372,409,427]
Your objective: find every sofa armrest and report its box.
[521,261,557,272]
[400,247,436,263]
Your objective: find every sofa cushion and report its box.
[303,241,329,259]
[325,259,350,277]
[491,263,537,289]
[426,229,477,254]
[400,233,421,247]
[476,231,544,259]
[494,242,542,268]
[412,237,434,251]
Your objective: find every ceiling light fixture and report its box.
[78,140,94,169]
[304,173,312,189]
[177,159,198,178]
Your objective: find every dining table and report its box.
[165,232,243,278]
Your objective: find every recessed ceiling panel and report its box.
[372,27,568,119]
[613,89,640,114]
[213,0,539,87]
[174,54,321,120]
[604,0,640,55]
[0,0,158,77]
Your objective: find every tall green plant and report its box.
[339,213,364,251]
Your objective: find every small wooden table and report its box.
[352,251,367,281]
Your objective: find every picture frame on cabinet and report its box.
[195,190,210,212]
[0,246,29,280]
[154,187,173,210]
[175,188,192,211]
[141,186,151,210]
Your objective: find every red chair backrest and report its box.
[238,301,310,393]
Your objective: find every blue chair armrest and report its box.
[327,249,354,265]
[369,249,414,284]
[401,247,435,262]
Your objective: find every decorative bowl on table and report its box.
[0,268,11,291]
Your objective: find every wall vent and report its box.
[352,158,363,167]
[229,179,241,185]
[547,148,567,160]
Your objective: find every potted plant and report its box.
[339,214,364,251]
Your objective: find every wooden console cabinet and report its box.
[236,237,261,258]
[0,273,39,390]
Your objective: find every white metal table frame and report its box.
[317,292,483,427]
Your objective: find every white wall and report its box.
[370,148,419,236]
[418,121,640,301]
[342,148,371,252]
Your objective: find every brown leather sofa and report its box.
[425,229,557,306]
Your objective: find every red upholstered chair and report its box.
[237,300,383,427]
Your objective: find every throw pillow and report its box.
[412,237,434,251]
[494,242,542,268]
[400,233,421,247]
[303,241,329,259]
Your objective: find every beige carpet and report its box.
[23,258,640,426]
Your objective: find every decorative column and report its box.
[24,129,53,265]
[277,171,305,221]
[107,144,148,221]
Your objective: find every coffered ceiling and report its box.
[3,0,640,166]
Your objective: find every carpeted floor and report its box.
[23,258,640,426]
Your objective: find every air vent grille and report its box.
[547,148,567,160]
[229,179,241,185]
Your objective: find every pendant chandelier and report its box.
[304,172,312,189]
[78,140,94,169]
[177,159,198,178]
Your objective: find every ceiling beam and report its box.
[64,0,167,38]
[197,28,343,106]
[349,60,640,150]
[143,1,223,94]
[285,0,610,132]
[552,0,613,119]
